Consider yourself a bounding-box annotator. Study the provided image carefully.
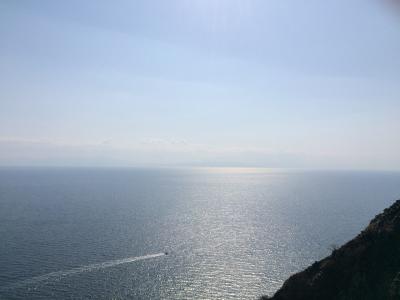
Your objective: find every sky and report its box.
[0,0,400,169]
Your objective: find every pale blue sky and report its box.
[1,0,400,169]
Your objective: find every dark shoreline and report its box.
[261,199,400,300]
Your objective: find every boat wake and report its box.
[2,252,166,290]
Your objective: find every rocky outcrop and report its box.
[261,199,400,300]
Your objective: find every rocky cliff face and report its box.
[262,200,400,300]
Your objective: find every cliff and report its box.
[261,199,400,300]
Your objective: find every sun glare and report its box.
[181,0,254,31]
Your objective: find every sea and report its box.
[0,167,399,299]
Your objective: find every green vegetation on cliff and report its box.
[262,200,400,300]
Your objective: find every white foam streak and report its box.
[3,253,166,290]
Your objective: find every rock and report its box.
[262,199,400,300]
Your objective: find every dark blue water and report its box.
[0,168,399,299]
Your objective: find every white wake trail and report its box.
[3,253,166,290]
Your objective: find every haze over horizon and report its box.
[1,0,400,170]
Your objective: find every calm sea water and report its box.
[0,168,399,299]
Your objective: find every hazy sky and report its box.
[1,0,400,169]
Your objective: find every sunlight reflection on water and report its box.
[0,168,399,299]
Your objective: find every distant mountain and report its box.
[261,199,400,300]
